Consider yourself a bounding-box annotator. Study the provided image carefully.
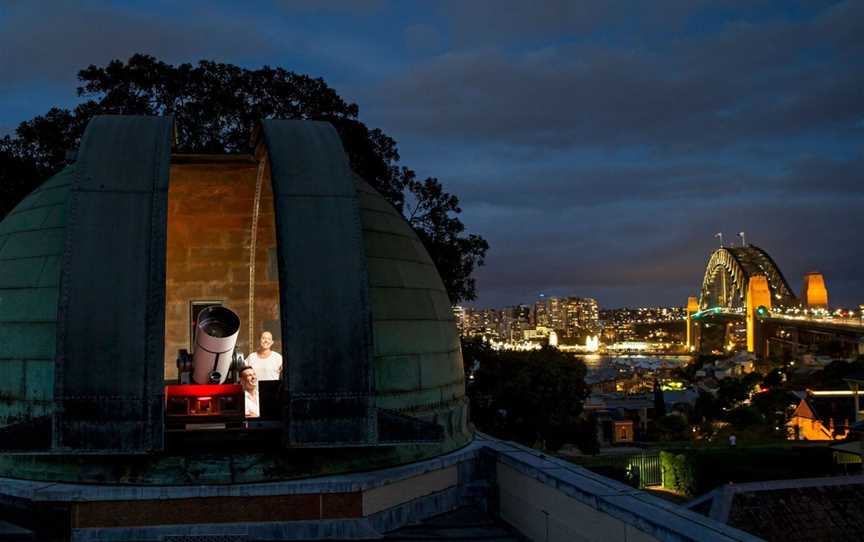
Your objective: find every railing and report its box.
[569,452,662,489]
[696,306,864,329]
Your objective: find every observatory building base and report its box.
[0,435,758,542]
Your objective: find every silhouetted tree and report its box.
[654,414,689,441]
[761,368,785,389]
[462,338,589,451]
[0,54,488,301]
[808,359,864,390]
[716,373,761,411]
[692,390,720,424]
[751,388,796,439]
[726,406,763,429]
[653,378,667,417]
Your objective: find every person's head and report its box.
[259,331,274,351]
[239,365,257,391]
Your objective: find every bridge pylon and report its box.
[802,272,828,308]
[746,275,772,355]
[685,296,699,351]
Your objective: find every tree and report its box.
[654,414,689,441]
[653,378,666,417]
[716,373,761,411]
[751,388,796,439]
[809,359,864,390]
[692,390,721,424]
[0,55,488,302]
[462,338,589,451]
[726,406,763,429]
[761,369,785,389]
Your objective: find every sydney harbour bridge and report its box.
[687,244,863,358]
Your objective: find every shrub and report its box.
[661,446,834,497]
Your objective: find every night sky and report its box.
[2,1,862,309]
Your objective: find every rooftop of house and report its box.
[687,475,864,542]
[792,391,858,431]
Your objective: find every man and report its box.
[239,365,259,418]
[246,331,283,381]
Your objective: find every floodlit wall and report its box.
[164,157,280,380]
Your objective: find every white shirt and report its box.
[244,389,260,418]
[246,351,283,381]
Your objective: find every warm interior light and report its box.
[164,156,281,381]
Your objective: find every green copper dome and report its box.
[0,116,469,484]
[357,174,465,418]
[0,166,72,432]
[0,169,467,434]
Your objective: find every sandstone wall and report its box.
[164,158,279,380]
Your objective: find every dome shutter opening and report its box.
[54,115,172,452]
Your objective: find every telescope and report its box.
[167,306,248,433]
[186,305,240,384]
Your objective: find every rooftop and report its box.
[687,475,864,542]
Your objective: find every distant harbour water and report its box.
[574,354,693,383]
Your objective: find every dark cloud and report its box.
[444,154,864,211]
[0,1,859,308]
[345,2,864,308]
[0,2,277,88]
[404,23,442,53]
[470,195,864,308]
[437,0,705,48]
[274,0,386,14]
[359,2,863,152]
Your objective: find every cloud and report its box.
[0,1,859,308]
[437,0,704,48]
[358,2,863,152]
[426,152,863,219]
[0,2,278,88]
[470,194,864,307]
[404,23,442,53]
[273,0,386,15]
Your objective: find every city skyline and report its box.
[2,1,862,308]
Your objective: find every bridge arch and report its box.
[699,245,797,310]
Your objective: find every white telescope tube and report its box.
[192,306,240,384]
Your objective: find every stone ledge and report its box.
[0,434,766,541]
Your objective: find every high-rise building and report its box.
[453,305,466,333]
[502,304,532,342]
[548,296,565,332]
[563,297,600,337]
[533,296,549,328]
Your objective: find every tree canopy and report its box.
[462,338,589,451]
[0,54,488,302]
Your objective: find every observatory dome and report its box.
[0,116,469,484]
